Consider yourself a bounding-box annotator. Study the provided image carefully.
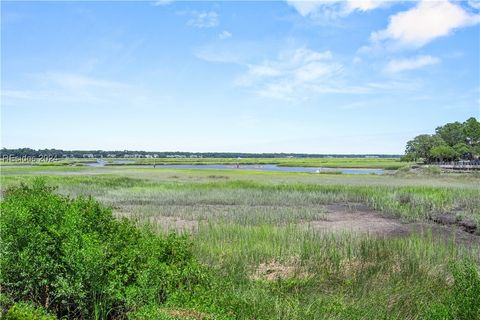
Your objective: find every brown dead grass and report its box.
[251,258,312,281]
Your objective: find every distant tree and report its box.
[463,117,480,147]
[453,143,472,160]
[429,145,458,162]
[405,134,446,162]
[404,117,479,163]
[435,122,465,146]
[472,145,480,158]
[400,154,415,162]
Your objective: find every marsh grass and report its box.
[191,223,479,319]
[114,157,408,170]
[2,168,479,224]
[1,167,480,319]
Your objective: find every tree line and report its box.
[0,148,400,159]
[403,117,480,163]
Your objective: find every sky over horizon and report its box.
[1,0,479,154]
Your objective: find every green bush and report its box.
[422,165,442,175]
[0,180,208,319]
[3,302,56,320]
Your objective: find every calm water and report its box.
[153,164,385,175]
[87,161,385,174]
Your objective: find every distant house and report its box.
[107,154,117,158]
[83,154,94,158]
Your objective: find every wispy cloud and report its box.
[187,11,219,28]
[370,0,480,49]
[233,48,343,100]
[385,55,440,73]
[153,0,174,6]
[218,30,232,40]
[286,0,392,18]
[2,71,171,110]
[196,43,423,100]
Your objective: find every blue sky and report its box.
[1,1,479,153]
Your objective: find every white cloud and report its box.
[287,1,324,16]
[345,0,390,12]
[187,11,219,28]
[196,43,424,100]
[3,71,171,111]
[286,0,391,18]
[289,48,332,63]
[371,0,480,48]
[385,55,440,73]
[294,61,341,82]
[218,30,232,40]
[468,0,480,10]
[248,65,281,77]
[153,0,174,6]
[235,48,343,100]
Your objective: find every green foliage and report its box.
[0,180,208,319]
[2,171,480,320]
[420,259,480,320]
[405,117,480,162]
[436,121,466,147]
[422,165,442,175]
[454,142,472,159]
[429,144,458,162]
[400,154,415,162]
[464,117,480,147]
[405,134,445,162]
[3,302,56,320]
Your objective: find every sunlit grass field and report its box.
[1,165,479,319]
[1,156,408,169]
[124,157,407,170]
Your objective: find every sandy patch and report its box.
[304,203,480,246]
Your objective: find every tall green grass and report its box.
[191,223,479,319]
[1,168,479,319]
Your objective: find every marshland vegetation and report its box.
[1,164,479,319]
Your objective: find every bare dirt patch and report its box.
[304,203,480,246]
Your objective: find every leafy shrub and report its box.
[0,179,208,319]
[395,165,412,174]
[3,302,56,320]
[422,165,442,175]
